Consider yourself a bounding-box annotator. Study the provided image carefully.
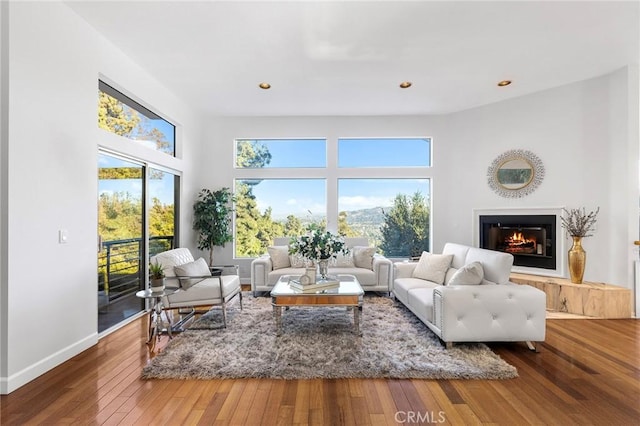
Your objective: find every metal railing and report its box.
[98,235,174,304]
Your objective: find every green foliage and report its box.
[235,140,272,169]
[380,192,430,257]
[98,192,174,276]
[98,91,140,136]
[288,224,348,260]
[97,91,172,154]
[284,215,304,236]
[338,211,358,237]
[193,188,235,265]
[149,260,165,279]
[149,197,175,238]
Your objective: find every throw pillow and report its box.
[333,252,355,267]
[352,246,376,270]
[173,257,210,289]
[267,246,291,270]
[447,261,484,285]
[289,254,306,268]
[411,251,454,284]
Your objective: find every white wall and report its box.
[202,68,638,291]
[1,1,202,393]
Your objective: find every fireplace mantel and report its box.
[473,207,566,278]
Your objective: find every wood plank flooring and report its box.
[1,300,639,425]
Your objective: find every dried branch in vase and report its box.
[560,207,600,237]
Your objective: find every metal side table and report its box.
[135,287,179,351]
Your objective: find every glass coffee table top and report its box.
[271,274,364,296]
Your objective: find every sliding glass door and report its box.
[98,154,144,332]
[98,153,179,333]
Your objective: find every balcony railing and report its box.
[98,236,174,304]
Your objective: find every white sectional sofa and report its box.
[251,237,393,295]
[393,243,546,350]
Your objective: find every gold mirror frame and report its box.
[487,150,544,198]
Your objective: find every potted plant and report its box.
[192,187,235,274]
[149,260,165,292]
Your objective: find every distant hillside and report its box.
[273,207,387,243]
[342,207,385,225]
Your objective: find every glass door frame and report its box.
[98,149,181,334]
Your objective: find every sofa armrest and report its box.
[372,255,393,290]
[393,261,418,279]
[250,255,273,291]
[432,283,546,343]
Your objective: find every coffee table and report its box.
[270,274,364,336]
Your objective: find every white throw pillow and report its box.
[173,257,210,289]
[333,252,355,267]
[447,261,484,286]
[412,251,454,284]
[268,246,291,270]
[289,254,306,268]
[352,246,376,269]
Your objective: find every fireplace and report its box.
[479,214,556,270]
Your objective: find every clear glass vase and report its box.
[317,258,329,280]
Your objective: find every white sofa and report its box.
[251,237,393,295]
[393,243,546,350]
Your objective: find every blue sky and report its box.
[239,138,431,219]
[253,138,431,168]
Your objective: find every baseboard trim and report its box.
[0,333,98,394]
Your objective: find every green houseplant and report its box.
[193,187,235,267]
[149,260,165,292]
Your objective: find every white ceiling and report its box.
[67,1,639,117]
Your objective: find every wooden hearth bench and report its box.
[510,273,633,318]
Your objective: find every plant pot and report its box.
[150,278,165,293]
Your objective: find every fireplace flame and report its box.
[505,231,537,253]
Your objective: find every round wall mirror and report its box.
[487,150,544,198]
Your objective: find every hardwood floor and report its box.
[1,303,639,425]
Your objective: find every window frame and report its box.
[232,136,433,259]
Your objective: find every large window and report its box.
[233,138,431,258]
[98,80,176,156]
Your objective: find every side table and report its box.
[135,287,179,351]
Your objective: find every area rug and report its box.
[141,294,517,380]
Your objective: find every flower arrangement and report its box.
[560,207,600,237]
[289,225,348,260]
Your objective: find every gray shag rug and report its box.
[141,293,517,380]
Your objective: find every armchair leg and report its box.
[526,341,541,352]
[222,303,228,328]
[239,291,243,310]
[445,342,453,350]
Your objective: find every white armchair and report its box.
[151,248,242,328]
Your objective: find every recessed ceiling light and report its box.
[497,80,512,87]
[399,81,412,89]
[258,82,271,90]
